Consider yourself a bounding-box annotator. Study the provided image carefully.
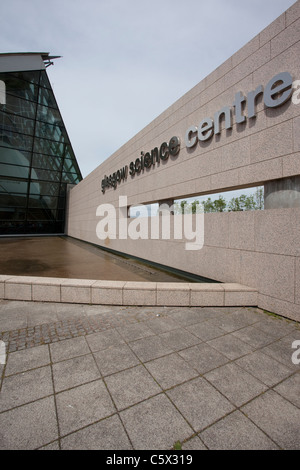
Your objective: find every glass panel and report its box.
[2,94,37,119]
[0,73,39,102]
[27,207,57,221]
[59,183,67,194]
[0,130,33,151]
[0,109,35,136]
[61,172,80,184]
[0,193,27,207]
[0,220,64,234]
[29,180,60,197]
[35,120,69,143]
[31,153,62,171]
[33,137,64,156]
[28,194,58,210]
[57,196,65,209]
[39,71,52,89]
[0,163,30,179]
[0,207,26,220]
[0,69,81,235]
[64,145,76,160]
[0,146,31,166]
[0,220,25,234]
[30,168,61,182]
[8,71,40,86]
[63,159,74,172]
[56,209,65,220]
[63,158,80,173]
[38,87,57,109]
[36,104,62,126]
[0,178,28,194]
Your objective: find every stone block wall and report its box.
[67,1,300,321]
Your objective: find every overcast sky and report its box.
[1,0,296,178]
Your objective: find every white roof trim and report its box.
[0,53,49,73]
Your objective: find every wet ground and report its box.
[0,236,204,283]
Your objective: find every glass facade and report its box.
[0,66,82,234]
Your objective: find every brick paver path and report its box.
[0,300,299,450]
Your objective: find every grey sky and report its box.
[1,0,296,177]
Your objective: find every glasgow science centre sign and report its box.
[101,71,295,194]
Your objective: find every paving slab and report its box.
[86,329,125,352]
[166,307,217,326]
[52,354,100,392]
[40,441,60,450]
[60,415,133,450]
[186,320,226,341]
[4,344,50,376]
[273,373,300,408]
[181,436,207,450]
[129,335,173,362]
[0,366,53,412]
[241,390,300,450]
[158,328,201,351]
[144,315,180,334]
[0,309,28,331]
[116,322,154,342]
[236,350,294,386]
[0,300,299,450]
[105,365,161,410]
[207,333,254,360]
[49,337,90,363]
[0,397,58,450]
[144,352,199,389]
[208,313,252,333]
[199,410,279,450]
[166,377,235,432]
[178,343,230,374]
[225,308,262,325]
[260,333,300,370]
[93,343,140,377]
[204,362,268,407]
[232,325,276,348]
[254,316,298,339]
[119,394,193,450]
[55,380,116,436]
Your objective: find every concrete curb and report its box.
[0,275,258,307]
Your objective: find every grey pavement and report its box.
[0,299,299,450]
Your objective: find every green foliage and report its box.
[180,200,187,214]
[173,441,182,450]
[254,187,264,210]
[202,197,215,213]
[201,195,226,213]
[191,200,199,214]
[228,189,264,212]
[212,195,227,212]
[174,188,264,214]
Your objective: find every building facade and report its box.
[66,1,300,320]
[0,53,82,235]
